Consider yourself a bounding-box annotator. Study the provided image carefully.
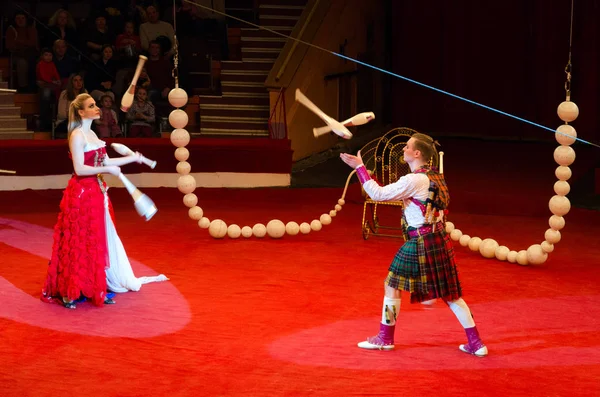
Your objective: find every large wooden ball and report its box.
[188,206,204,220]
[266,219,286,238]
[557,101,579,122]
[468,236,482,252]
[549,215,565,231]
[174,147,189,161]
[555,124,577,146]
[450,229,462,241]
[170,128,190,147]
[169,109,189,129]
[183,193,198,208]
[227,224,241,239]
[555,166,572,181]
[553,180,570,196]
[554,145,576,166]
[479,238,499,259]
[544,228,562,244]
[495,245,510,261]
[526,244,548,265]
[319,214,332,225]
[168,87,188,108]
[177,174,196,194]
[549,195,571,216]
[285,221,300,236]
[252,223,267,238]
[209,219,227,239]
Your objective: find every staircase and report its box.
[197,0,307,136]
[0,71,34,140]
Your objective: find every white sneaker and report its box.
[357,340,395,350]
[459,344,488,357]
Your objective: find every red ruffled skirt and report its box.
[42,175,109,306]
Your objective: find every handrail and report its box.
[275,0,321,81]
[268,87,288,139]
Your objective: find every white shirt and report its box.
[362,173,430,228]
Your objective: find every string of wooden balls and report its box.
[167,90,350,239]
[443,100,578,266]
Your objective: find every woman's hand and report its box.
[106,165,121,176]
[340,150,364,169]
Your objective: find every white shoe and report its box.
[357,340,395,350]
[459,344,488,357]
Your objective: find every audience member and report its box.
[43,9,78,53]
[139,5,175,57]
[126,86,155,137]
[5,12,39,92]
[85,14,116,62]
[94,94,123,138]
[36,48,62,131]
[88,45,118,103]
[53,39,80,88]
[55,73,88,137]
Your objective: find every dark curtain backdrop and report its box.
[390,0,599,143]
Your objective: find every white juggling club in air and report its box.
[111,143,157,169]
[120,55,148,112]
[295,89,352,140]
[312,112,375,137]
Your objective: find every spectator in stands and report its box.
[139,5,175,58]
[119,0,148,31]
[55,73,87,137]
[126,86,155,137]
[88,45,118,103]
[85,14,116,62]
[37,48,62,131]
[94,94,123,138]
[53,39,80,89]
[43,9,78,53]
[145,40,172,103]
[5,11,39,93]
[116,21,142,68]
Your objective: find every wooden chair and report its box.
[360,127,417,239]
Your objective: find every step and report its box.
[199,108,269,118]
[0,130,35,139]
[258,5,305,17]
[0,93,16,106]
[221,82,267,95]
[0,118,27,129]
[198,127,269,137]
[258,0,307,6]
[220,70,269,83]
[198,95,269,106]
[259,16,299,28]
[200,118,269,131]
[241,38,286,49]
[241,27,293,38]
[241,48,280,60]
[241,57,276,64]
[221,60,273,72]
[0,106,22,117]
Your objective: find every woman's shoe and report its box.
[62,298,76,309]
[104,297,116,305]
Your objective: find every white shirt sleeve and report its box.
[362,173,430,202]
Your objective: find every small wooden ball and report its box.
[468,236,482,252]
[198,217,210,229]
[168,87,188,108]
[299,222,311,234]
[241,226,253,238]
[459,234,471,247]
[335,204,342,211]
[541,241,554,253]
[554,145,576,166]
[176,161,191,175]
[555,166,572,181]
[183,193,198,208]
[544,228,561,244]
[319,214,332,225]
[252,223,267,238]
[170,128,190,147]
[227,224,241,239]
[188,206,204,220]
[507,251,518,263]
[549,215,565,231]
[445,222,455,233]
[310,220,322,231]
[285,221,300,236]
[553,180,570,196]
[338,199,345,206]
[174,147,189,161]
[495,245,510,261]
[516,250,529,266]
[450,229,462,241]
[329,210,337,217]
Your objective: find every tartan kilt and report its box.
[385,230,462,303]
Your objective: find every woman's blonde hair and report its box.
[68,93,93,137]
[48,9,76,29]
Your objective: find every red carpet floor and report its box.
[1,182,599,396]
